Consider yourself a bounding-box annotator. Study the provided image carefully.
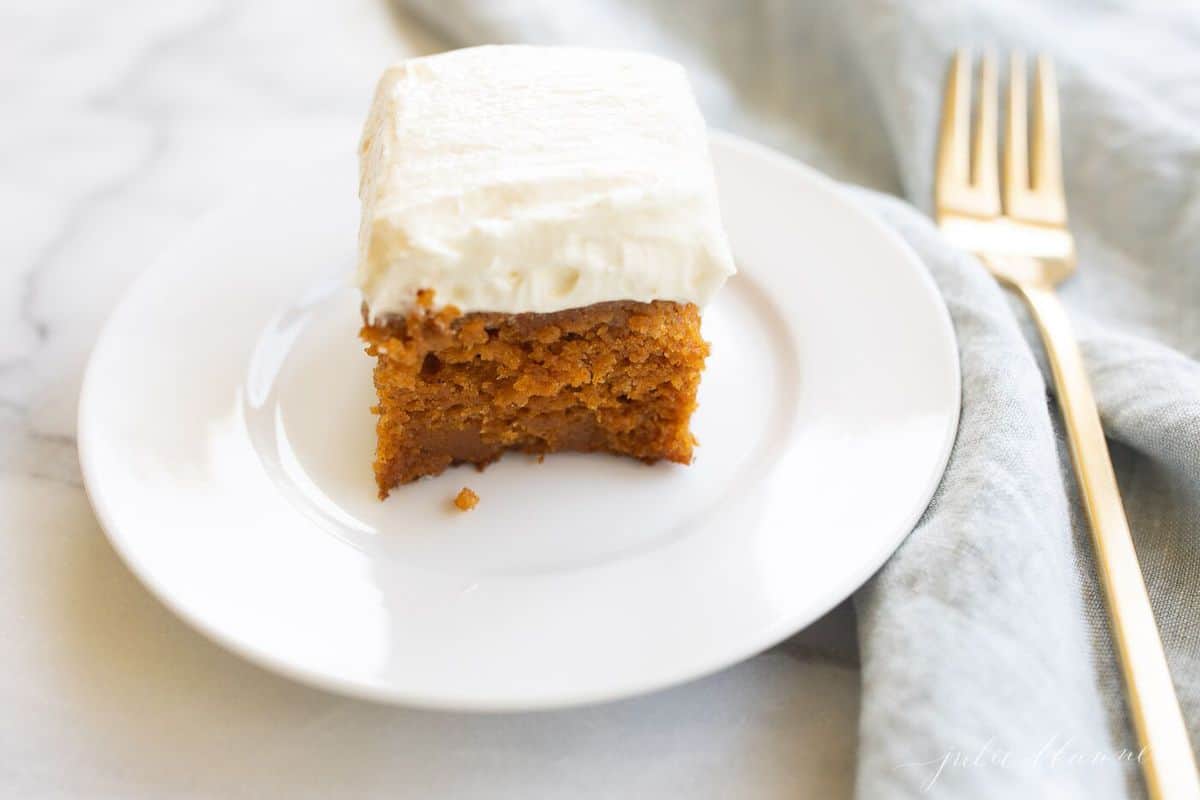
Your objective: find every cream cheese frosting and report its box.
[356,45,736,319]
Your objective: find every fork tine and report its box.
[972,51,999,193]
[937,49,972,192]
[937,50,1000,219]
[1004,52,1029,209]
[1032,56,1066,221]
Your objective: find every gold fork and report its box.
[936,50,1200,799]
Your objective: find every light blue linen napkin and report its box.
[393,2,1200,796]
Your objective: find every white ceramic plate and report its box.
[79,132,959,711]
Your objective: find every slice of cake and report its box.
[356,45,736,498]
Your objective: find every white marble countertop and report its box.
[1,2,859,796]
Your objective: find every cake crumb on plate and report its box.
[454,487,479,511]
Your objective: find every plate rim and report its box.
[77,130,961,710]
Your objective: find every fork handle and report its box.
[1016,278,1200,800]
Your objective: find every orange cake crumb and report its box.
[454,487,479,511]
[361,295,709,498]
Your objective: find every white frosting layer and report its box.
[356,45,735,318]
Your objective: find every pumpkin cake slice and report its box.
[356,45,735,498]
